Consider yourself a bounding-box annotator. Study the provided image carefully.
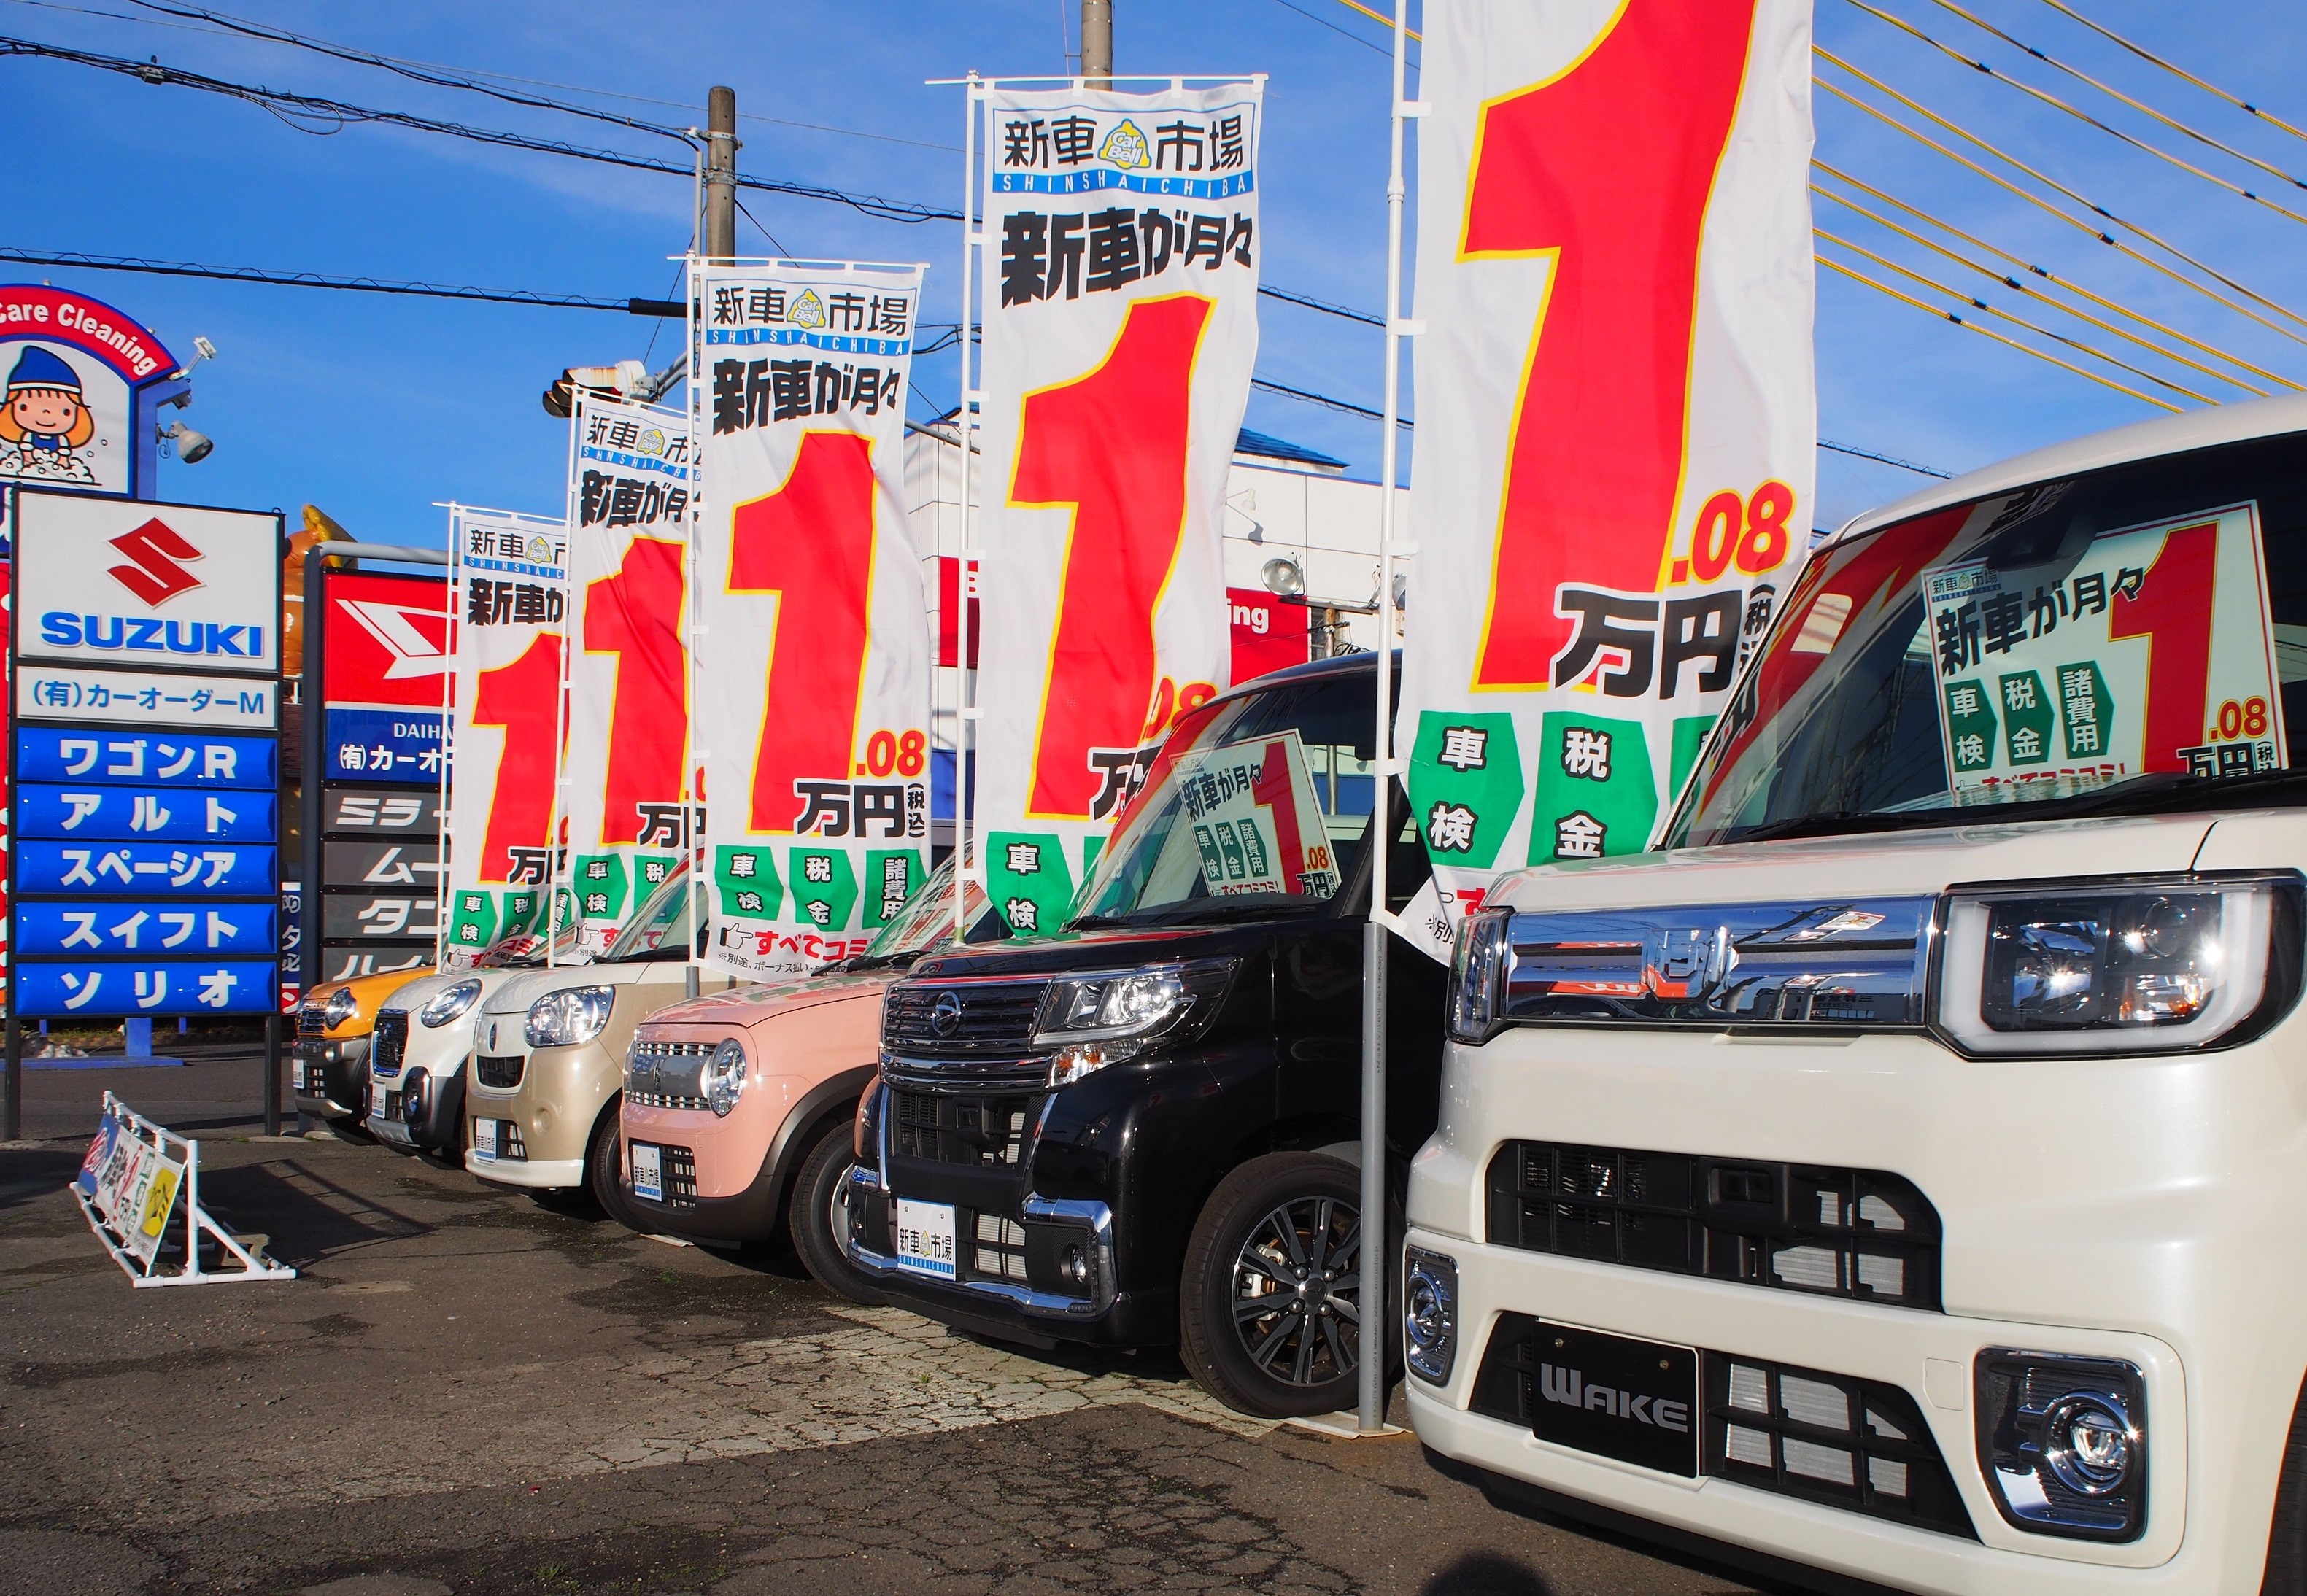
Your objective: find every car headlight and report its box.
[1937,873,2300,1055]
[419,978,483,1029]
[322,985,359,1029]
[1448,907,1513,1045]
[525,985,615,1048]
[702,1038,747,1117]
[1034,958,1237,1085]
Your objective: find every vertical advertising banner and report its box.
[563,396,693,954]
[316,569,449,983]
[975,80,1263,934]
[693,261,928,979]
[443,508,566,965]
[1398,0,1816,925]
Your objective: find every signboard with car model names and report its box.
[7,489,282,1015]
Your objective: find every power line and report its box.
[1922,0,2307,196]
[1819,439,1951,478]
[1815,55,2307,344]
[1253,376,1407,423]
[1821,254,2181,412]
[2034,0,2307,151]
[1816,226,2216,402]
[1812,160,2299,392]
[1844,0,2307,231]
[1812,188,2271,397]
[0,246,664,311]
[0,36,960,224]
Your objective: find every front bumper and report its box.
[1404,1018,2307,1593]
[368,1063,465,1154]
[292,1035,369,1120]
[1409,1233,2191,1593]
[841,1083,1151,1346]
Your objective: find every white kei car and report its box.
[1407,395,2307,1593]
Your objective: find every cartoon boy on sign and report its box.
[0,345,99,484]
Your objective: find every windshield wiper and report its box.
[1069,895,1323,931]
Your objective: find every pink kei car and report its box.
[620,861,994,1295]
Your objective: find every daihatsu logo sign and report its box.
[106,518,205,605]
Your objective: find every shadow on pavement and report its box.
[196,1157,431,1267]
[1419,1552,1558,1595]
[0,1147,84,1212]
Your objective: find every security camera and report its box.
[160,420,214,464]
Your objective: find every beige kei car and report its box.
[465,861,735,1212]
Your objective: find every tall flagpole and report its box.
[1359,0,1418,1438]
[954,73,982,951]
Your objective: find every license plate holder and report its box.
[1526,1321,1700,1477]
[894,1198,957,1279]
[473,1117,498,1160]
[630,1142,662,1203]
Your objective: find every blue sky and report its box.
[8,0,2307,543]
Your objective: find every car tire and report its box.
[585,1094,639,1229]
[2264,1376,2307,1592]
[1178,1150,1399,1419]
[790,1119,882,1306]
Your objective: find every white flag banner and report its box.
[563,396,695,955]
[692,260,930,980]
[1398,0,1815,926]
[443,506,568,966]
[975,80,1263,934]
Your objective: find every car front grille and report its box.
[1472,1314,1974,1539]
[655,1145,699,1208]
[889,1089,1041,1167]
[627,1039,712,1109]
[884,979,1050,1058]
[297,1004,328,1036]
[1486,1142,1941,1312]
[373,1012,408,1073]
[476,1054,525,1089]
[968,1211,1029,1283]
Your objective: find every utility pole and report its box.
[1081,0,1112,88]
[706,85,738,262]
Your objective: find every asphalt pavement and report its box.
[0,1062,1777,1596]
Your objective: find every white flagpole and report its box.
[1359,0,1418,1438]
[954,72,983,951]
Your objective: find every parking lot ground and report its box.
[1,1066,1770,1596]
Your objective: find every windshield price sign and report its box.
[1177,729,1338,899]
[1925,503,2286,796]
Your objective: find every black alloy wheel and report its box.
[1180,1151,1397,1418]
[790,1119,884,1306]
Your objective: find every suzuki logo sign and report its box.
[15,492,280,676]
[106,519,206,605]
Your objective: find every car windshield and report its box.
[1665,431,2307,849]
[600,861,693,961]
[1073,669,1388,926]
[851,859,995,968]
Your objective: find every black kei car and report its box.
[843,653,1446,1417]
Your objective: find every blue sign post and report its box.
[5,490,285,1134]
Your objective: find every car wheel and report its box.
[2265,1377,2307,1592]
[790,1118,882,1306]
[1179,1151,1398,1419]
[585,1094,639,1229]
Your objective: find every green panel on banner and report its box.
[634,853,681,894]
[1943,679,1998,775]
[864,849,926,927]
[448,888,497,953]
[503,891,544,934]
[573,853,631,923]
[2056,662,2114,761]
[1669,713,1717,804]
[714,843,783,920]
[989,830,1073,936]
[1407,710,1523,868]
[1997,670,2055,766]
[1529,710,1658,864]
[787,846,859,931]
[1081,832,1105,880]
